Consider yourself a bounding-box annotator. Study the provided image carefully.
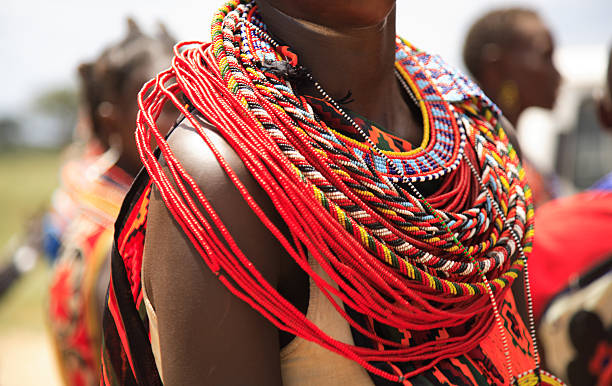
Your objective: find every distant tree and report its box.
[0,117,20,148]
[34,87,78,119]
[32,87,78,145]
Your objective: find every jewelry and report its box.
[242,10,544,384]
[127,1,563,383]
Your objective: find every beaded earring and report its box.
[499,79,520,113]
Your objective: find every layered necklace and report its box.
[135,0,564,384]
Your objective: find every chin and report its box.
[275,0,396,28]
[537,90,559,110]
[342,1,396,27]
[537,100,556,110]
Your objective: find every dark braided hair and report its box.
[78,18,175,142]
[463,8,540,80]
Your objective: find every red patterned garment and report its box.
[48,162,132,386]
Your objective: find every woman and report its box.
[47,19,174,386]
[463,8,561,207]
[102,1,563,385]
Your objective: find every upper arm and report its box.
[142,116,285,386]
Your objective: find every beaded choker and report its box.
[243,21,466,183]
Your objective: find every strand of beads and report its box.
[242,15,516,383]
[131,0,541,382]
[303,67,517,383]
[242,17,517,283]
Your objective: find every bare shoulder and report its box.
[142,113,284,385]
[162,113,250,191]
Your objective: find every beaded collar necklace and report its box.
[241,16,466,184]
[237,10,519,283]
[241,9,552,385]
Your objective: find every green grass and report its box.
[0,263,52,331]
[0,148,62,331]
[0,148,62,249]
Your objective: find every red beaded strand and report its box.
[130,39,524,383]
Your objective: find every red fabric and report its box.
[530,191,612,318]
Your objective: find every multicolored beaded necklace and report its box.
[134,0,564,383]
[242,13,557,384]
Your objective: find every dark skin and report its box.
[142,1,525,385]
[477,15,561,127]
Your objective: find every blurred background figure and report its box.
[463,8,561,207]
[592,50,612,190]
[554,46,612,194]
[46,19,174,386]
[533,48,612,386]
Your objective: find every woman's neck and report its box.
[503,106,523,128]
[257,2,421,143]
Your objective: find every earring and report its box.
[97,101,114,118]
[499,80,519,113]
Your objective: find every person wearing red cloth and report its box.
[531,193,612,318]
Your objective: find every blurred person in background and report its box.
[463,8,561,207]
[592,49,612,191]
[47,19,174,386]
[40,109,103,264]
[532,48,612,386]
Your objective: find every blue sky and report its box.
[1,0,610,115]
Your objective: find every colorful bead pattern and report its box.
[224,3,529,292]
[119,0,564,383]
